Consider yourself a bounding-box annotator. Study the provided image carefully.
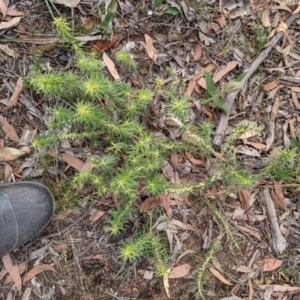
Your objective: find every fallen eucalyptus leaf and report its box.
[0,147,26,162]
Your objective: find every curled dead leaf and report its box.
[213,16,226,28]
[193,43,202,61]
[144,34,157,61]
[209,267,232,285]
[254,258,283,272]
[0,17,21,30]
[238,225,261,241]
[90,33,119,52]
[0,116,19,142]
[168,263,191,278]
[0,44,14,57]
[258,284,300,292]
[23,264,56,284]
[4,264,26,285]
[263,78,279,91]
[262,9,271,27]
[47,150,86,171]
[2,254,22,293]
[0,147,26,162]
[3,77,23,112]
[103,52,120,80]
[0,0,8,17]
[53,244,69,251]
[89,210,105,222]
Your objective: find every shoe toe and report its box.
[0,182,55,256]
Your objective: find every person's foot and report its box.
[0,181,55,256]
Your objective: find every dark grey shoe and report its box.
[0,181,55,256]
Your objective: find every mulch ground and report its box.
[1,0,300,299]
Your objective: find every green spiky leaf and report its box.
[204,70,216,96]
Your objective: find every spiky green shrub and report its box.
[116,49,137,70]
[28,17,300,298]
[195,237,221,299]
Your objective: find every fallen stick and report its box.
[213,12,300,148]
[261,188,286,254]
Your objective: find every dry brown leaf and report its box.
[232,265,253,273]
[53,0,80,7]
[4,264,26,285]
[258,284,300,292]
[248,278,254,300]
[0,17,21,30]
[183,223,197,231]
[168,264,191,278]
[262,9,271,27]
[213,16,226,28]
[163,276,170,298]
[0,116,19,142]
[244,141,266,149]
[272,11,280,27]
[0,147,26,162]
[103,52,120,80]
[185,151,205,165]
[275,21,288,33]
[239,189,250,210]
[195,64,215,81]
[282,43,292,58]
[2,77,22,112]
[181,193,193,207]
[209,267,232,285]
[270,91,280,120]
[2,254,22,293]
[144,34,157,61]
[213,61,240,83]
[271,188,288,211]
[143,270,153,280]
[201,105,213,120]
[184,78,195,97]
[198,61,239,89]
[264,67,285,74]
[238,225,262,241]
[291,90,300,108]
[80,16,96,30]
[0,0,8,17]
[89,210,105,222]
[255,258,283,272]
[263,78,279,91]
[23,264,56,284]
[193,43,202,61]
[269,5,292,12]
[159,194,172,216]
[7,8,24,16]
[29,43,58,53]
[55,209,72,220]
[293,3,300,15]
[90,33,119,52]
[296,70,300,77]
[0,44,14,57]
[53,244,69,251]
[289,86,300,92]
[140,197,158,213]
[47,150,86,171]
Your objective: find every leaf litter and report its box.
[0,0,300,299]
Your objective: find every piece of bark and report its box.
[261,188,286,254]
[213,12,300,148]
